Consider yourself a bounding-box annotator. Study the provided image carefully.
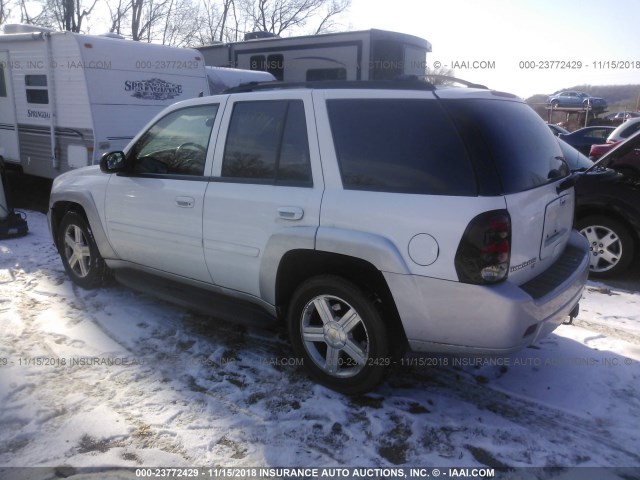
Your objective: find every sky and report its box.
[345,0,640,99]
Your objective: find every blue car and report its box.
[558,126,615,155]
[547,90,607,109]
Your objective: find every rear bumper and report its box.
[386,230,590,354]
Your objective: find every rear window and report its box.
[442,99,569,194]
[327,99,477,195]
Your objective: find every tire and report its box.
[551,100,559,108]
[577,215,635,278]
[287,275,391,395]
[57,211,109,289]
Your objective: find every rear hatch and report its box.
[438,91,573,284]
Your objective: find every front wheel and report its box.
[577,215,635,278]
[288,275,391,395]
[57,211,109,289]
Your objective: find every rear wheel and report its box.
[288,275,391,395]
[57,211,109,289]
[577,215,635,277]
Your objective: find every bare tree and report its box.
[312,0,349,34]
[44,0,99,32]
[160,0,199,46]
[17,0,48,25]
[0,0,12,25]
[108,0,132,35]
[130,0,169,42]
[241,0,350,37]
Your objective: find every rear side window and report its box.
[442,99,568,194]
[327,99,477,195]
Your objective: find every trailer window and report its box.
[250,56,266,71]
[25,74,49,104]
[0,66,7,97]
[267,54,284,80]
[306,68,347,81]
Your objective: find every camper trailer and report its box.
[197,29,432,82]
[0,24,209,179]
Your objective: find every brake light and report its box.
[455,210,511,284]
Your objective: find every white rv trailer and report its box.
[0,24,209,179]
[197,29,432,82]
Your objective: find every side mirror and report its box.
[100,151,127,173]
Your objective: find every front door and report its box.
[0,52,20,164]
[104,102,222,283]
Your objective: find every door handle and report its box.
[176,196,195,208]
[277,206,304,221]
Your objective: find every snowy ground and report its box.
[1,211,639,477]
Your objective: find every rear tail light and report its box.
[455,210,511,285]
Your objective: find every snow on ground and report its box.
[1,211,639,476]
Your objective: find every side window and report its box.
[129,104,218,176]
[327,99,477,195]
[266,54,284,80]
[250,55,266,71]
[306,68,347,81]
[25,74,48,104]
[221,100,312,186]
[0,66,7,97]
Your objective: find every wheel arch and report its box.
[274,249,409,356]
[49,192,117,259]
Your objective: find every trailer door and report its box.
[0,52,20,164]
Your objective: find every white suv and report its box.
[49,81,590,394]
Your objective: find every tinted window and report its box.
[129,104,218,176]
[327,99,477,195]
[306,68,347,81]
[25,74,48,104]
[0,66,6,97]
[250,56,265,71]
[25,75,47,86]
[222,100,312,185]
[443,99,568,194]
[267,54,284,80]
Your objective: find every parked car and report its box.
[547,91,607,110]
[548,124,570,136]
[572,132,640,277]
[48,80,589,394]
[558,126,615,155]
[589,117,640,159]
[601,111,640,125]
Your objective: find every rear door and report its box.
[203,91,323,299]
[0,52,20,163]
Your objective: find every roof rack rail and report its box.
[224,79,438,94]
[411,74,489,89]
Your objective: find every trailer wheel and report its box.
[57,212,109,289]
